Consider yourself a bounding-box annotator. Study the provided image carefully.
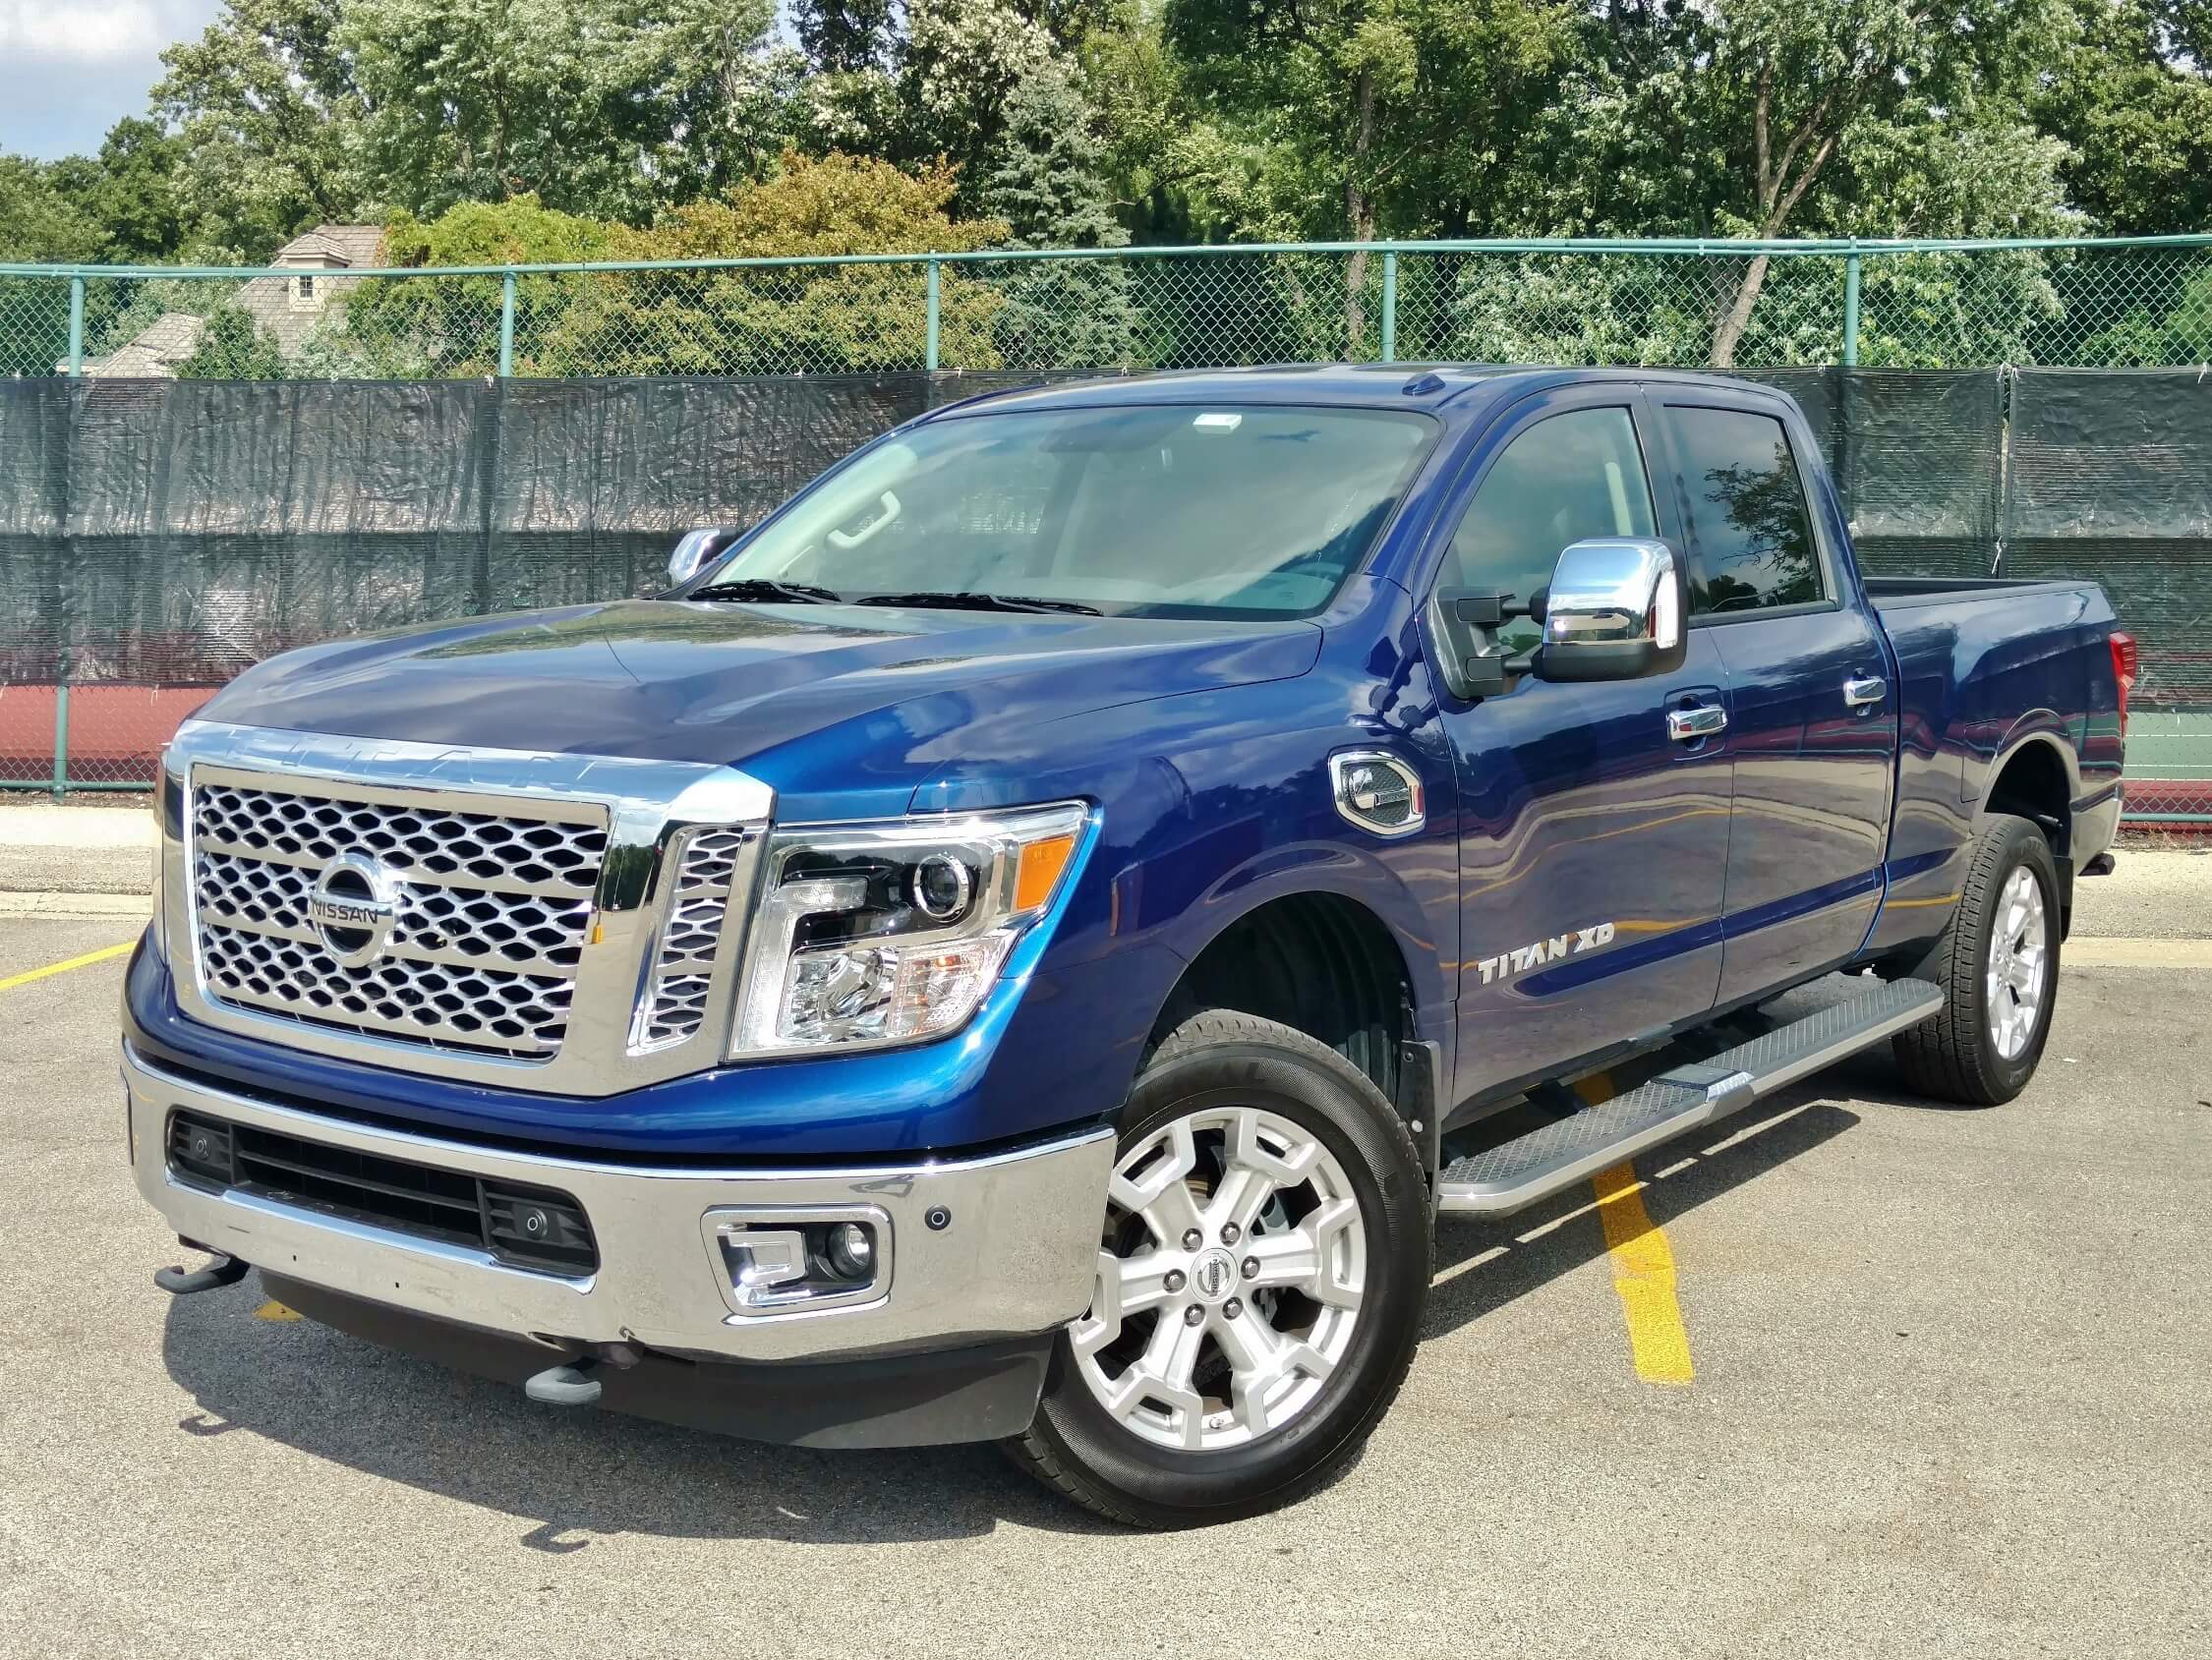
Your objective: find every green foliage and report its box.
[982,62,1138,367]
[7,0,2212,379]
[330,197,608,376]
[2080,265,2212,366]
[153,0,365,259]
[2036,0,2212,236]
[173,305,294,378]
[342,0,772,223]
[540,153,1011,373]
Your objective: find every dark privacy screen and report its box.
[0,368,2202,707]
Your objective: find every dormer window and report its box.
[292,273,318,310]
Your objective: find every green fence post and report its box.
[498,269,516,376]
[1380,252,1398,364]
[925,258,942,372]
[51,683,69,801]
[66,273,85,376]
[1842,250,1862,368]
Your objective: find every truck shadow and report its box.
[155,1053,1938,1546]
[1424,1045,1927,1341]
[158,1297,1117,1547]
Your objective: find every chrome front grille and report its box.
[189,777,609,1060]
[164,722,776,1092]
[194,783,604,894]
[632,827,748,1050]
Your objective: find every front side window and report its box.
[1446,406,1657,651]
[1665,407,1825,614]
[705,404,1438,618]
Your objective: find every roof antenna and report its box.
[1401,371,1445,396]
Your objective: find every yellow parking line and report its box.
[254,1300,301,1322]
[0,940,133,994]
[1592,1165,1695,1385]
[1577,1071,1695,1386]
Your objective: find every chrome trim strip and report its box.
[125,1042,1114,1362]
[164,720,774,1096]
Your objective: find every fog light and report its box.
[701,1206,892,1318]
[824,1220,875,1281]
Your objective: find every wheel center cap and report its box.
[1191,1247,1239,1304]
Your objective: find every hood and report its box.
[199,599,1321,791]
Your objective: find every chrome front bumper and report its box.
[125,1044,1113,1364]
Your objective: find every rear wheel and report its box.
[1893,813,2061,1106]
[1006,1009,1428,1528]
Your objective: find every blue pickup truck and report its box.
[126,366,2131,1528]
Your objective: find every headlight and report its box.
[731,801,1090,1057]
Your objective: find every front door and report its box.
[1428,388,1734,1104]
[1648,394,1900,1004]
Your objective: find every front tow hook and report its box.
[523,1340,643,1408]
[155,1240,251,1295]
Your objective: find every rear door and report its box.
[1427,385,1734,1102]
[1649,392,1899,1004]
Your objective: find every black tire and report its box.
[1005,1009,1429,1528]
[1892,813,2062,1106]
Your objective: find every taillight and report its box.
[2109,632,2137,734]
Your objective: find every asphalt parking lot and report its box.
[4,860,2209,1658]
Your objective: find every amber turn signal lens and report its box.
[1014,831,1077,912]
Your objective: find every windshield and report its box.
[698,403,1438,618]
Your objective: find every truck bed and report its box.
[1863,575,2103,610]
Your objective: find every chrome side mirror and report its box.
[1536,538,1687,683]
[666,526,737,590]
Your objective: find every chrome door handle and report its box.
[1666,705,1727,741]
[1843,674,1889,709]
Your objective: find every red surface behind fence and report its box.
[0,686,217,786]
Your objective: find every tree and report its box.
[0,156,93,263]
[2035,0,2212,235]
[552,152,1011,372]
[152,0,367,259]
[343,0,788,224]
[173,305,293,377]
[0,156,96,375]
[982,63,1139,366]
[71,120,191,264]
[332,195,610,375]
[1528,1,2075,366]
[897,0,1064,201]
[1159,0,1577,345]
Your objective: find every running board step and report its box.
[1434,978,1944,1219]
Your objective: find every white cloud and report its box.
[0,0,221,157]
[0,3,169,63]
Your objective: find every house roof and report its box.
[76,225,384,376]
[231,225,385,357]
[275,231,357,266]
[72,311,204,376]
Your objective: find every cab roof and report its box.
[917,364,1798,425]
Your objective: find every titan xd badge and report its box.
[1474,922,1616,985]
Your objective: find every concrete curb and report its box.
[0,805,157,897]
[0,891,153,919]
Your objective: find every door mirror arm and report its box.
[1426,587,1544,703]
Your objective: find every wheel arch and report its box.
[1143,881,1438,1117]
[1978,725,2079,858]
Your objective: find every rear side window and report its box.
[1665,407,1825,614]
[1447,407,1657,651]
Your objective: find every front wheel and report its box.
[1892,813,2061,1105]
[1006,1009,1429,1528]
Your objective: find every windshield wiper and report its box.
[682,578,845,605]
[853,590,1102,616]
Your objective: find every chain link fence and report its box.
[7,237,2212,380]
[3,236,2209,819]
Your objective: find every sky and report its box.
[0,0,225,161]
